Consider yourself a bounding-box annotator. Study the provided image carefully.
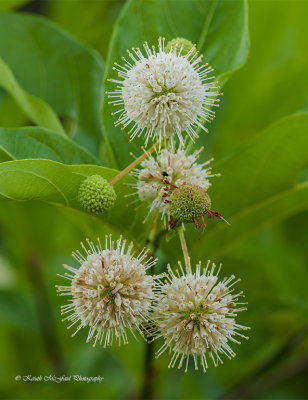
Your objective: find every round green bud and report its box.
[78,175,116,214]
[169,183,211,223]
[165,37,195,56]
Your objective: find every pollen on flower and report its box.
[56,236,158,347]
[107,37,220,147]
[130,147,218,223]
[78,175,116,214]
[153,262,249,372]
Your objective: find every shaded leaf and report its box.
[212,0,308,159]
[0,13,104,155]
[0,0,29,11]
[161,113,308,263]
[47,0,125,59]
[0,58,66,136]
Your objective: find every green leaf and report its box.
[0,58,66,136]
[0,13,104,156]
[0,0,28,11]
[47,0,125,59]
[194,182,308,260]
[162,113,308,263]
[0,127,99,164]
[214,113,308,215]
[0,0,29,11]
[0,90,28,128]
[101,0,249,168]
[0,159,149,243]
[212,0,308,159]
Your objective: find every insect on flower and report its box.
[163,179,229,229]
[129,147,219,224]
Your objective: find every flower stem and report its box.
[140,340,155,400]
[145,211,159,255]
[139,212,159,400]
[109,143,158,185]
[178,226,191,272]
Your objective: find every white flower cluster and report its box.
[154,262,249,372]
[57,238,247,372]
[132,147,218,222]
[107,37,219,147]
[56,37,248,376]
[57,236,157,347]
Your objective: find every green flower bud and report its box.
[78,175,116,214]
[165,37,195,56]
[168,183,211,224]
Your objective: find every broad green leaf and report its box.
[213,113,308,215]
[0,59,66,136]
[193,182,308,261]
[0,90,28,128]
[0,13,104,155]
[212,0,308,159]
[161,113,308,263]
[101,0,249,169]
[0,159,149,243]
[0,127,99,164]
[47,0,125,59]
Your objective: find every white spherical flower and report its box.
[154,262,249,372]
[107,38,220,146]
[56,236,157,347]
[131,147,218,222]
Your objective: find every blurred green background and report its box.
[0,1,307,399]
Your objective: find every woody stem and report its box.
[178,226,191,272]
[109,142,158,185]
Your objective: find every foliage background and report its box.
[0,0,307,399]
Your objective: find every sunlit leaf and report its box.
[0,159,149,243]
[0,127,99,164]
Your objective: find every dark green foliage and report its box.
[0,1,307,400]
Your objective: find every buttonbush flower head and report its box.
[78,175,116,214]
[107,37,220,147]
[56,236,157,347]
[167,183,211,228]
[131,147,218,222]
[154,262,249,372]
[164,181,229,229]
[165,37,195,56]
